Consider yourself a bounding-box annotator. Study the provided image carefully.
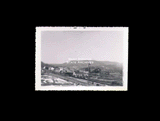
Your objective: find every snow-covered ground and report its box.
[54,78,73,84]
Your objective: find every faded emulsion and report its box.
[40,30,124,87]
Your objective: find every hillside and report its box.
[42,60,122,66]
[41,61,45,67]
[63,60,122,68]
[41,61,53,67]
[42,60,122,72]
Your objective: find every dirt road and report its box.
[42,73,114,86]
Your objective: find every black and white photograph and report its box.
[35,27,128,91]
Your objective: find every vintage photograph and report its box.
[35,27,128,91]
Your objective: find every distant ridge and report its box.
[41,60,122,71]
[63,60,122,66]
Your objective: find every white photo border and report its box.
[35,27,128,91]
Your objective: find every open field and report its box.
[42,73,94,86]
[41,72,122,86]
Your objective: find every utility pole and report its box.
[88,62,91,85]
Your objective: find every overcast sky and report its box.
[41,31,123,64]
